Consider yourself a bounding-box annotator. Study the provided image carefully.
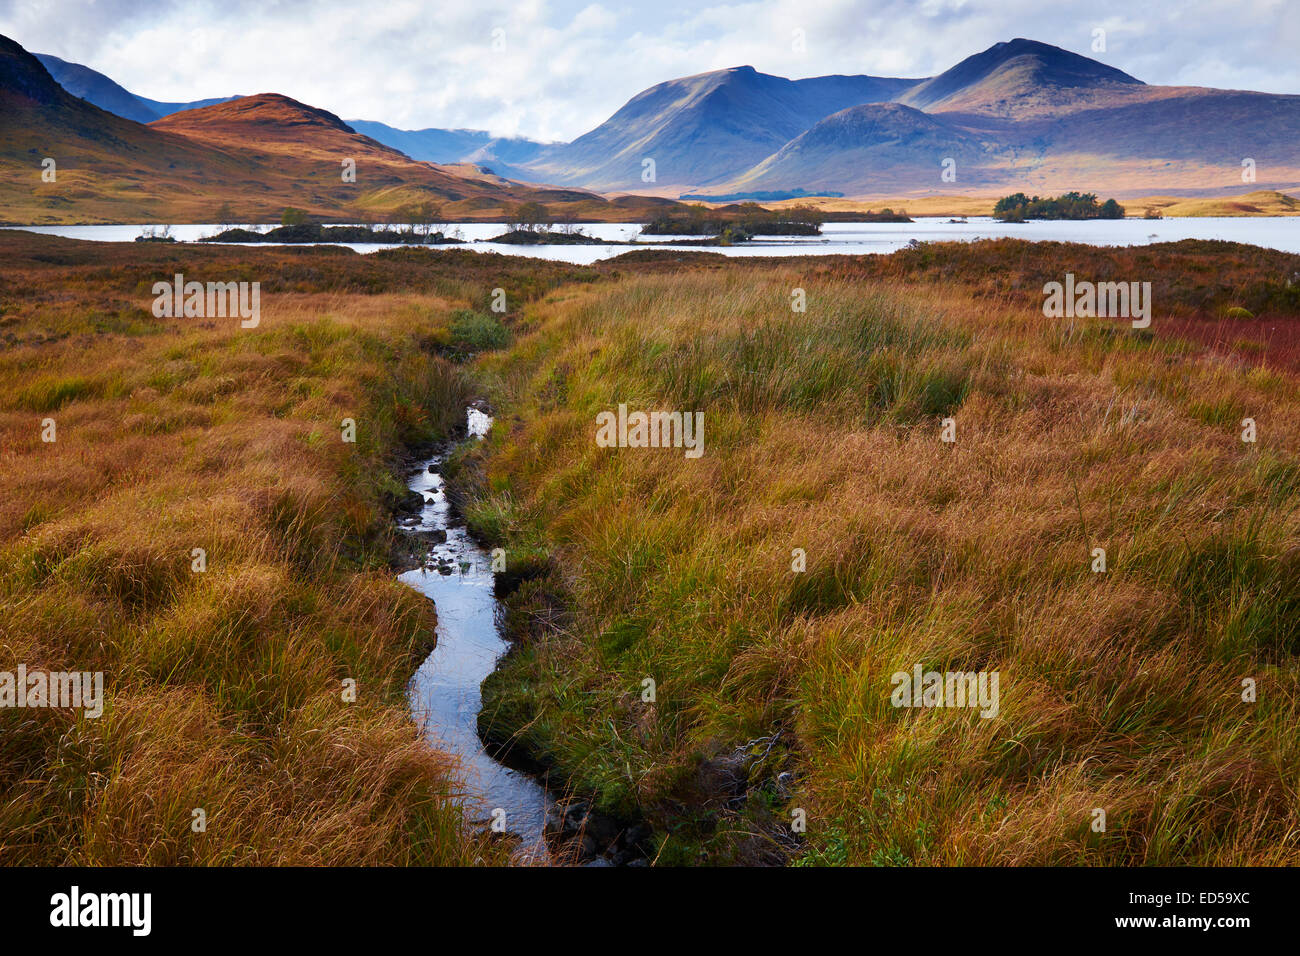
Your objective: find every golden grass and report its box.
[4,230,1298,866]
[0,247,511,864]
[1134,191,1300,218]
[467,268,1300,865]
[763,194,1002,217]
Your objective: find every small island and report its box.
[201,203,464,244]
[644,202,825,237]
[994,191,1126,222]
[485,228,608,245]
[202,222,462,244]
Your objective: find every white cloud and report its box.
[2,0,1296,140]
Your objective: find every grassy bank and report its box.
[0,234,572,864]
[464,248,1300,864]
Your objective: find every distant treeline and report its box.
[994,192,1125,222]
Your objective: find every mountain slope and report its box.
[717,40,1300,197]
[137,92,241,117]
[32,52,551,177]
[148,93,541,204]
[34,52,157,122]
[35,52,239,120]
[14,33,1300,211]
[520,65,926,190]
[3,37,285,222]
[721,103,996,193]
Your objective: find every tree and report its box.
[993,193,1030,219]
[214,202,236,228]
[281,207,309,227]
[786,203,825,227]
[397,201,444,237]
[1099,198,1125,219]
[509,201,550,231]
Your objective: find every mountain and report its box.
[2,37,288,223]
[719,102,997,194]
[136,92,241,117]
[147,93,544,203]
[344,122,497,163]
[518,65,925,191]
[14,33,1300,211]
[898,37,1142,116]
[708,39,1300,198]
[33,52,552,177]
[0,34,654,224]
[34,52,157,122]
[346,120,548,176]
[519,37,1297,199]
[35,52,239,121]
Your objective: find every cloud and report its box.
[1,0,1296,141]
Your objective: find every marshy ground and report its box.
[1,230,1297,865]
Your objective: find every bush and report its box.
[449,309,509,352]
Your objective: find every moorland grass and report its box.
[467,265,1300,865]
[3,231,1298,867]
[0,237,540,864]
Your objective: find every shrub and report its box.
[449,309,509,352]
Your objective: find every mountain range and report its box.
[33,51,554,179]
[6,33,1300,223]
[517,66,923,191]
[0,35,670,224]
[519,38,1300,197]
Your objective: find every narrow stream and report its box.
[400,407,554,863]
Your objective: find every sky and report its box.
[3,0,1298,141]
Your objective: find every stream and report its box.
[400,407,554,864]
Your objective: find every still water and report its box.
[12,216,1299,264]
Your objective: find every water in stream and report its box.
[401,407,553,863]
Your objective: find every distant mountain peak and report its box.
[901,37,1142,115]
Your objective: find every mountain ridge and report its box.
[13,34,1300,210]
[35,52,240,121]
[520,65,927,190]
[0,35,659,224]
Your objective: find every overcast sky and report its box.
[3,0,1297,141]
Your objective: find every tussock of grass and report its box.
[449,309,510,354]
